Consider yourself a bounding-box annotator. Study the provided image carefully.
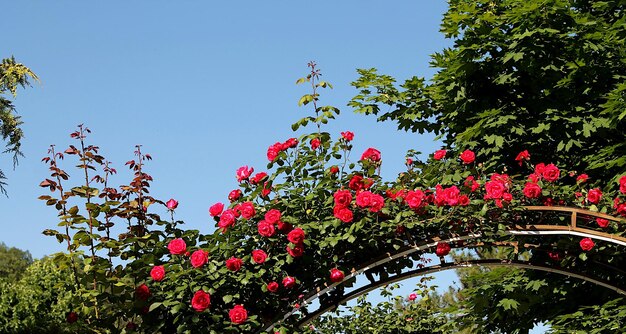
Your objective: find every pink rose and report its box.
[579,237,595,251]
[236,166,254,182]
[166,198,178,210]
[168,238,187,255]
[150,265,165,281]
[209,202,224,217]
[360,148,381,162]
[433,150,447,160]
[341,131,354,141]
[252,249,268,264]
[459,150,475,164]
[257,220,276,237]
[190,250,209,268]
[225,257,243,271]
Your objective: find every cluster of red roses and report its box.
[266,137,299,162]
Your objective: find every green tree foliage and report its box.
[0,255,74,334]
[0,56,38,194]
[0,242,33,282]
[350,0,626,183]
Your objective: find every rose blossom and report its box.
[267,142,282,161]
[577,174,589,183]
[166,198,178,210]
[330,166,339,174]
[225,257,243,271]
[523,182,542,198]
[341,131,354,141]
[360,148,381,162]
[433,149,447,160]
[282,276,296,288]
[334,190,352,208]
[228,189,242,202]
[252,249,268,264]
[459,195,470,206]
[408,293,417,301]
[239,202,256,219]
[229,305,248,324]
[235,166,254,182]
[515,150,530,165]
[287,228,305,244]
[267,281,279,293]
[464,176,480,192]
[135,284,151,301]
[368,194,385,212]
[191,290,211,312]
[150,265,165,281]
[579,237,595,251]
[405,190,425,209]
[310,138,321,150]
[333,207,353,223]
[356,191,373,208]
[435,242,451,257]
[277,220,294,232]
[66,312,78,324]
[459,150,475,164]
[484,181,506,199]
[218,209,237,232]
[596,218,609,228]
[258,220,276,237]
[168,238,187,255]
[251,172,268,185]
[284,137,298,149]
[209,202,224,216]
[330,268,345,283]
[587,188,602,204]
[542,163,560,182]
[286,243,304,257]
[265,209,282,224]
[620,175,626,194]
[190,250,209,268]
[535,163,546,175]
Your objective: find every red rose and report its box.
[459,195,470,206]
[408,293,417,301]
[360,147,381,162]
[515,150,530,166]
[284,137,298,149]
[191,290,211,312]
[239,202,256,220]
[218,209,237,232]
[252,249,268,264]
[369,194,385,212]
[579,237,595,251]
[542,164,560,182]
[577,174,589,183]
[265,209,282,224]
[236,166,254,182]
[619,175,626,194]
[502,193,513,202]
[66,312,78,324]
[267,281,279,293]
[596,218,609,228]
[135,284,151,301]
[535,163,546,175]
[459,150,475,164]
[209,202,224,217]
[286,243,304,257]
[251,172,268,185]
[190,250,209,268]
[330,166,339,174]
[587,188,602,204]
[435,242,451,257]
[282,276,296,288]
[442,186,461,206]
[310,138,321,150]
[356,191,373,208]
[330,268,344,283]
[548,251,562,261]
[406,158,413,166]
[387,189,407,200]
[405,190,425,209]
[262,183,272,197]
[523,182,542,198]
[333,207,353,223]
[166,198,178,210]
[229,305,248,324]
[528,173,541,183]
[287,228,305,244]
[433,149,447,160]
[463,176,479,192]
[349,175,364,191]
[277,220,294,232]
[258,220,276,237]
[150,265,165,281]
[341,131,354,141]
[226,257,243,271]
[267,142,282,161]
[228,189,242,202]
[334,190,353,208]
[484,181,506,199]
[168,238,187,255]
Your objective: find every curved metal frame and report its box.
[261,206,626,332]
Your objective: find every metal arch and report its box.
[261,206,626,332]
[297,259,626,328]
